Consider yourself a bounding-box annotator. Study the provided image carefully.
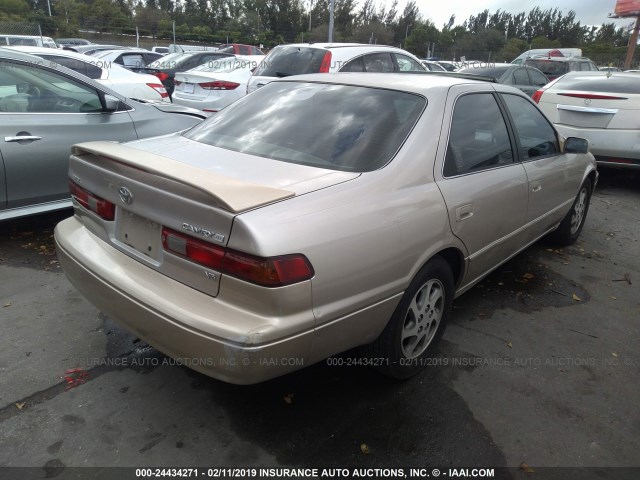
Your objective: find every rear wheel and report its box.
[365,256,454,379]
[548,179,592,246]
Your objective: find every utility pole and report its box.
[328,0,334,42]
[609,2,640,69]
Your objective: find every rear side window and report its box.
[185,82,425,172]
[363,53,394,72]
[501,94,558,161]
[444,93,514,177]
[552,75,640,94]
[42,55,103,79]
[253,47,329,76]
[395,54,425,72]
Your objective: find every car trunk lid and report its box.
[68,140,358,297]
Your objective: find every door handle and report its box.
[5,135,43,143]
[455,204,474,222]
[531,181,542,193]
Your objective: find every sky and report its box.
[414,0,634,29]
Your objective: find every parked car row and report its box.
[0,47,206,220]
[2,40,611,385]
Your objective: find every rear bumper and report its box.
[555,124,640,164]
[172,91,243,113]
[54,216,315,384]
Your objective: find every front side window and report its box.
[513,68,530,85]
[501,94,558,161]
[0,61,102,113]
[528,69,548,87]
[185,81,425,172]
[444,93,514,177]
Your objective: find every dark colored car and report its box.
[457,63,549,97]
[142,51,235,96]
[524,57,598,81]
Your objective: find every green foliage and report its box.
[2,0,633,63]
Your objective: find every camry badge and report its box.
[118,186,134,205]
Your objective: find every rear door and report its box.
[0,59,138,213]
[435,85,529,286]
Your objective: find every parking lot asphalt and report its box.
[0,169,638,480]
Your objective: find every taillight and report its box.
[162,228,224,270]
[146,83,169,98]
[154,71,169,81]
[199,81,240,90]
[69,181,115,221]
[532,89,544,104]
[162,228,314,287]
[558,93,628,100]
[319,51,332,73]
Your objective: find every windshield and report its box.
[147,53,191,69]
[553,74,640,94]
[185,81,426,172]
[458,66,510,78]
[525,60,568,76]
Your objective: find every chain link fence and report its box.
[0,21,45,41]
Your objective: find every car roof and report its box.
[0,47,126,99]
[274,72,507,95]
[6,45,100,61]
[273,43,408,52]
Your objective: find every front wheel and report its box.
[548,179,592,246]
[365,256,454,380]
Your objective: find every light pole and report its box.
[328,0,334,42]
[404,23,412,48]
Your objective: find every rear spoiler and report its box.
[71,141,295,213]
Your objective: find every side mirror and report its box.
[103,94,120,112]
[564,137,589,154]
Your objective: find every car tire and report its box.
[548,179,592,246]
[364,256,454,380]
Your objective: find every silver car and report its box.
[55,73,597,384]
[0,48,205,220]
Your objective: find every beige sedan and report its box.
[55,73,597,384]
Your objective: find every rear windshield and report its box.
[525,60,568,76]
[253,46,328,77]
[458,66,510,78]
[147,52,189,69]
[552,74,640,94]
[185,82,426,172]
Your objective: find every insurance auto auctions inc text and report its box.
[254,468,495,478]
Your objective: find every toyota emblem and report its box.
[118,186,134,205]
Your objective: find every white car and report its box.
[173,56,263,113]
[247,43,426,93]
[534,71,640,169]
[421,60,447,72]
[7,46,169,102]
